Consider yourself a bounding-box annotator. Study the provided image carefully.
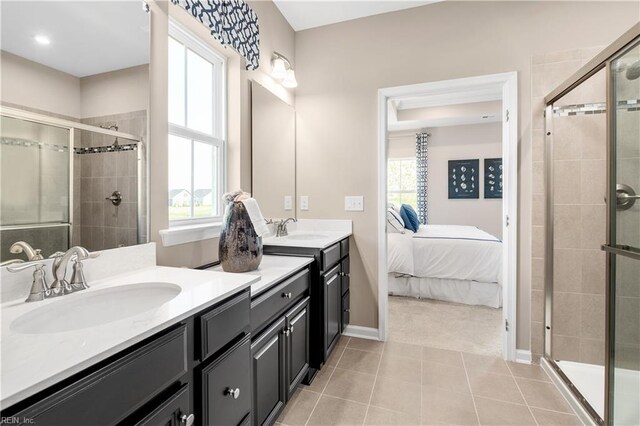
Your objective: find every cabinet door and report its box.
[324,266,341,357]
[135,385,191,426]
[285,297,310,396]
[251,317,286,426]
[201,336,252,426]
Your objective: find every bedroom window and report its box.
[168,21,226,226]
[387,158,417,208]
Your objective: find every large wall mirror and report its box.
[0,1,150,262]
[251,82,296,219]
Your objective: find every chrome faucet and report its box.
[10,241,44,261]
[50,246,99,296]
[276,217,297,237]
[7,260,50,302]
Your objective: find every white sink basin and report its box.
[284,233,328,240]
[11,282,181,334]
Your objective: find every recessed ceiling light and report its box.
[34,35,51,45]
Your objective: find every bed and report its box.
[387,224,503,308]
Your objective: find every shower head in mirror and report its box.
[626,60,640,80]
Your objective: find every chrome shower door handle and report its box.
[105,190,123,206]
[616,183,638,211]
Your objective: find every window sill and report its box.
[159,222,223,247]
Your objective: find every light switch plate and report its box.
[284,195,292,211]
[345,196,364,211]
[300,196,309,211]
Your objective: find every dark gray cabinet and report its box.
[264,237,350,382]
[251,317,286,426]
[201,336,252,426]
[250,264,311,426]
[2,289,252,426]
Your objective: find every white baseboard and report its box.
[515,349,532,364]
[342,325,380,341]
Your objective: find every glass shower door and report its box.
[609,39,640,426]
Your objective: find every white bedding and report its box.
[388,224,502,285]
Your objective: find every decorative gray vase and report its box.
[219,201,263,273]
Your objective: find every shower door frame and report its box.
[543,22,640,426]
[0,105,149,247]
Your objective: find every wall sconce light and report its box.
[271,52,297,88]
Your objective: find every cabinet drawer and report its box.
[15,325,188,426]
[321,243,341,271]
[251,269,309,333]
[134,384,190,426]
[201,335,252,426]
[199,290,250,361]
[340,238,349,258]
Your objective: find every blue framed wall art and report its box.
[448,159,479,199]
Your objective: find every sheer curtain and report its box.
[416,132,429,224]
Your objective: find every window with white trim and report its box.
[168,21,226,226]
[387,158,417,209]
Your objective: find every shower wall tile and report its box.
[532,129,545,162]
[553,160,581,204]
[531,320,545,361]
[553,120,581,160]
[532,60,583,98]
[580,205,606,249]
[532,193,545,226]
[581,250,606,295]
[553,205,581,249]
[580,294,606,340]
[531,290,545,323]
[580,160,606,205]
[553,292,581,337]
[531,226,545,258]
[552,335,581,361]
[580,338,605,365]
[531,258,545,291]
[553,249,582,293]
[532,161,545,194]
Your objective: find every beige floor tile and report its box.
[377,353,422,384]
[422,346,464,367]
[370,376,422,417]
[530,407,582,425]
[278,389,320,426]
[507,361,551,382]
[336,336,351,348]
[325,345,346,368]
[474,397,536,425]
[364,406,420,426]
[347,337,384,353]
[336,348,382,375]
[462,353,511,375]
[422,360,471,393]
[307,395,368,426]
[467,370,525,405]
[384,341,423,360]
[516,378,573,413]
[421,385,478,425]
[304,366,334,393]
[324,367,376,404]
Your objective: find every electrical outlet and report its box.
[284,195,292,211]
[300,196,309,211]
[345,196,364,211]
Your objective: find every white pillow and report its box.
[386,208,405,233]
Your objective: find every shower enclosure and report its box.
[0,106,147,261]
[544,23,640,425]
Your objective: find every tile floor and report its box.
[277,337,582,426]
[388,296,503,357]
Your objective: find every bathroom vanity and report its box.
[0,244,259,426]
[262,221,352,382]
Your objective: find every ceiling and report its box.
[0,1,149,78]
[273,0,440,31]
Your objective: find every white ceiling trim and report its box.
[395,86,503,110]
[273,0,442,31]
[388,115,501,132]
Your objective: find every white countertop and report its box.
[262,219,352,249]
[208,255,314,297]
[0,265,259,409]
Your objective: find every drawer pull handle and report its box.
[180,413,195,426]
[282,292,292,299]
[344,308,350,313]
[225,387,241,399]
[340,272,350,277]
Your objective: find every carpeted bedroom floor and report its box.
[388,295,503,357]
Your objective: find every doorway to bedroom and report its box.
[378,73,518,360]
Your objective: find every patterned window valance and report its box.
[171,0,260,70]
